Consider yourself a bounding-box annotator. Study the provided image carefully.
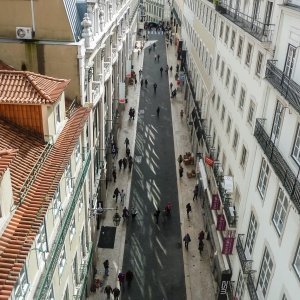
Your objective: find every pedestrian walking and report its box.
[156,106,160,117]
[170,38,173,45]
[183,233,191,250]
[112,145,117,158]
[179,165,184,178]
[177,154,183,165]
[162,207,168,224]
[157,53,160,61]
[170,65,173,72]
[167,202,172,217]
[153,83,157,93]
[112,162,117,172]
[180,109,184,119]
[176,63,179,72]
[193,186,198,201]
[126,147,130,157]
[126,269,134,287]
[186,203,192,219]
[118,158,123,170]
[149,47,151,53]
[103,260,109,276]
[154,208,160,224]
[120,189,125,206]
[134,78,137,87]
[138,50,140,56]
[145,79,148,88]
[104,285,113,299]
[160,67,163,76]
[153,42,156,50]
[166,64,169,72]
[167,41,169,48]
[114,187,120,201]
[123,157,127,169]
[140,78,144,88]
[198,230,205,243]
[112,287,120,300]
[118,271,125,292]
[129,107,133,121]
[155,54,157,61]
[129,159,133,172]
[132,108,136,120]
[112,170,117,182]
[170,82,173,90]
[123,207,129,221]
[125,137,129,148]
[131,207,137,220]
[198,240,204,254]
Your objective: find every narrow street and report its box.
[122,30,186,300]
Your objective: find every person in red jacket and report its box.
[118,271,125,292]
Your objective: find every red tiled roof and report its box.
[0,61,15,71]
[0,149,18,178]
[0,106,91,297]
[0,71,70,104]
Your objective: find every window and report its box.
[247,101,255,125]
[245,43,253,66]
[217,96,220,111]
[231,77,237,97]
[216,55,220,71]
[212,130,216,147]
[72,253,79,286]
[225,26,229,44]
[75,139,81,162]
[46,284,55,300]
[213,13,217,36]
[222,152,227,171]
[221,105,225,122]
[209,57,213,76]
[205,7,209,27]
[63,286,69,300]
[205,50,208,69]
[216,143,221,160]
[239,88,246,111]
[230,31,236,50]
[257,159,270,197]
[220,61,225,78]
[14,264,29,299]
[219,21,224,38]
[235,271,245,299]
[237,37,244,58]
[257,248,274,298]
[209,11,212,31]
[36,219,48,258]
[78,191,84,213]
[70,215,76,242]
[272,189,288,235]
[240,145,247,168]
[255,52,263,77]
[293,240,300,279]
[209,118,212,135]
[226,117,232,135]
[233,129,239,150]
[292,124,300,165]
[284,44,296,77]
[58,246,67,276]
[212,94,215,104]
[52,185,62,218]
[225,68,231,87]
[65,159,72,197]
[202,46,205,63]
[80,227,86,258]
[271,101,283,143]
[55,104,60,128]
[246,212,258,255]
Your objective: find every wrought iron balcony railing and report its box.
[215,3,274,43]
[254,119,300,212]
[247,271,259,300]
[36,150,91,299]
[236,234,253,274]
[265,60,300,114]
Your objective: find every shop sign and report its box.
[126,60,131,78]
[119,82,125,103]
[222,237,235,255]
[216,214,226,231]
[205,155,214,167]
[217,271,232,300]
[211,194,221,210]
[224,176,233,193]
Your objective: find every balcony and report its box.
[117,38,123,51]
[265,60,300,114]
[236,234,253,274]
[254,119,300,212]
[247,272,259,300]
[216,3,274,43]
[104,62,111,82]
[111,48,117,64]
[36,150,91,300]
[92,80,103,104]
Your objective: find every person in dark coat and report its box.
[140,79,144,88]
[186,203,192,219]
[153,83,158,92]
[160,67,163,76]
[123,157,127,169]
[156,106,160,117]
[198,240,204,254]
[154,208,160,224]
[126,148,130,157]
[145,79,148,88]
[112,170,117,182]
[124,137,129,148]
[114,188,120,201]
[198,230,205,242]
[183,233,191,250]
[104,285,113,298]
[118,158,123,170]
[112,287,120,300]
[125,269,134,287]
[179,166,183,178]
[129,159,133,172]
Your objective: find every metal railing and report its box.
[74,242,93,300]
[236,234,253,274]
[104,62,111,82]
[216,3,274,43]
[254,119,300,212]
[36,150,91,299]
[247,272,259,300]
[265,60,300,114]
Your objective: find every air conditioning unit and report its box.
[16,27,33,39]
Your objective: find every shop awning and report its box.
[199,159,208,190]
[172,8,182,27]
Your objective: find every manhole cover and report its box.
[135,156,142,163]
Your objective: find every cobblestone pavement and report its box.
[88,30,216,300]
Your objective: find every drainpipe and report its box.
[30,0,36,37]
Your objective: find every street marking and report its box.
[135,156,142,163]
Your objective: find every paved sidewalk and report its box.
[88,34,216,300]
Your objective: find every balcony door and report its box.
[252,0,261,21]
[284,44,296,78]
[263,1,273,35]
[271,101,283,145]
